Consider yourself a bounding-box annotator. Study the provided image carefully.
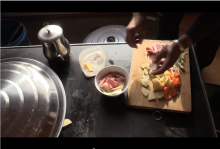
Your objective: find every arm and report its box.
[151,13,220,75]
[185,12,220,43]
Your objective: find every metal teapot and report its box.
[38,22,70,63]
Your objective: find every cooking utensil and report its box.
[38,22,70,63]
[1,57,66,137]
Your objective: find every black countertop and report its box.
[1,43,217,137]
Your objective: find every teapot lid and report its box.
[38,22,63,43]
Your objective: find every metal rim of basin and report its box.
[1,57,66,137]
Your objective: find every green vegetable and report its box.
[180,53,185,61]
[177,61,185,71]
[178,57,183,64]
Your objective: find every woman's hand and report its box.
[150,42,182,75]
[151,34,193,75]
[126,12,147,48]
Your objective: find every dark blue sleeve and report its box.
[185,12,220,43]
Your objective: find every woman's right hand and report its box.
[150,41,183,75]
[151,34,193,75]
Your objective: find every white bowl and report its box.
[94,65,130,97]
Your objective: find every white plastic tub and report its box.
[79,46,107,78]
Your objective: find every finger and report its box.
[158,59,166,65]
[151,58,173,75]
[152,47,167,63]
[137,30,146,44]
[134,36,140,45]
[126,27,137,48]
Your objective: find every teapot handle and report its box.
[52,42,65,61]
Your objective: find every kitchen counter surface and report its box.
[1,42,217,137]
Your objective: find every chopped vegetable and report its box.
[178,57,183,65]
[155,91,165,99]
[142,75,149,80]
[144,68,148,75]
[164,70,171,76]
[148,91,157,100]
[166,77,172,88]
[146,64,151,71]
[177,61,185,71]
[159,76,166,83]
[172,78,179,87]
[180,53,185,61]
[169,74,174,80]
[141,87,150,97]
[176,78,181,86]
[164,87,170,94]
[164,93,172,99]
[84,62,93,72]
[175,73,181,78]
[63,119,72,127]
[169,89,177,96]
[141,79,149,87]
[159,87,164,91]
[175,69,179,74]
[156,75,161,80]
[140,64,147,69]
[170,80,174,89]
[152,78,165,91]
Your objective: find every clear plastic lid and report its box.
[79,47,107,78]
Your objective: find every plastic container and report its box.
[1,18,31,47]
[79,47,107,78]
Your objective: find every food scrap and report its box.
[84,62,93,72]
[108,59,115,65]
[99,72,126,95]
[82,51,104,72]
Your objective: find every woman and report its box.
[126,12,220,75]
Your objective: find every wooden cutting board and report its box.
[126,40,191,113]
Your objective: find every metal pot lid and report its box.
[1,57,66,137]
[38,24,63,43]
[83,25,126,43]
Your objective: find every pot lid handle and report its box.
[38,22,63,43]
[43,21,49,26]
